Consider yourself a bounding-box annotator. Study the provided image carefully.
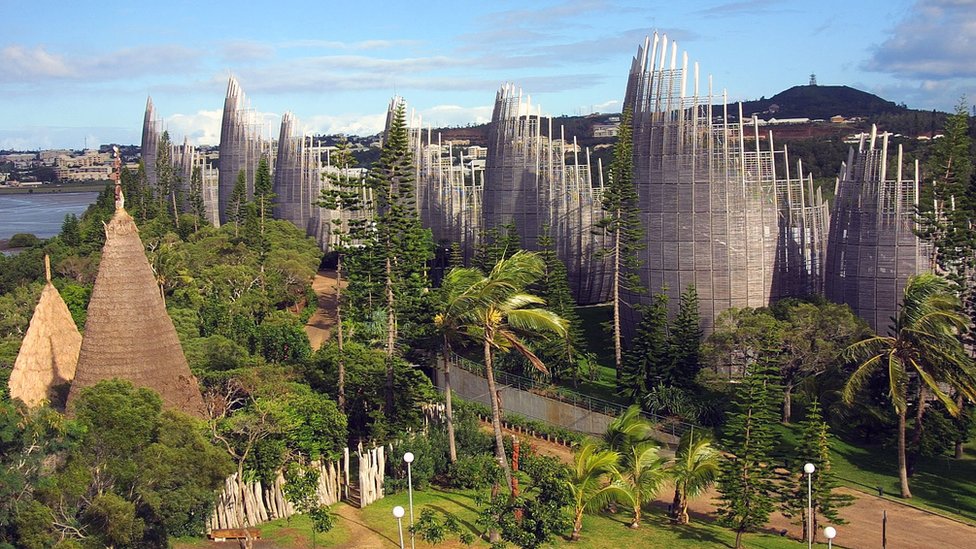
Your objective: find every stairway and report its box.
[345,480,362,508]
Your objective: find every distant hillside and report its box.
[738,85,906,120]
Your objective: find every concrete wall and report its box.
[435,366,614,436]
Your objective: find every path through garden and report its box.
[304,270,344,351]
[516,427,976,548]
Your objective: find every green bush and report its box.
[7,234,40,248]
[448,455,501,490]
[389,435,436,490]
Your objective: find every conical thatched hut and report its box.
[66,201,205,417]
[9,256,82,408]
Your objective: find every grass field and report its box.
[173,512,352,548]
[773,422,976,525]
[203,488,810,549]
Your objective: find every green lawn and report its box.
[364,487,809,549]
[173,512,352,548]
[547,305,625,405]
[774,423,976,525]
[829,438,976,524]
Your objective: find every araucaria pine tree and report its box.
[534,224,584,381]
[227,169,248,238]
[368,100,433,410]
[188,165,206,231]
[918,101,976,351]
[155,130,181,229]
[620,293,670,403]
[778,399,851,543]
[671,285,703,387]
[717,356,780,549]
[318,135,370,412]
[254,155,275,234]
[597,108,644,383]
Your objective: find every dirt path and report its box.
[334,503,398,549]
[304,270,344,351]
[501,427,976,549]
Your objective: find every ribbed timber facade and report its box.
[409,87,611,304]
[140,97,160,187]
[623,34,828,332]
[274,112,316,233]
[824,127,928,333]
[217,77,269,224]
[275,111,372,250]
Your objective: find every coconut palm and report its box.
[615,440,669,528]
[566,441,623,541]
[453,251,568,490]
[433,266,485,463]
[843,273,976,498]
[669,429,720,524]
[602,404,655,451]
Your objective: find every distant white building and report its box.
[592,123,620,137]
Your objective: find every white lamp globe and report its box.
[824,526,837,540]
[404,452,415,464]
[803,463,816,474]
[393,505,405,518]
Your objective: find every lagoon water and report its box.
[0,192,99,240]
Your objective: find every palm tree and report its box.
[433,266,485,463]
[602,404,655,450]
[615,441,668,528]
[669,429,720,524]
[566,441,623,541]
[454,251,568,490]
[843,273,976,498]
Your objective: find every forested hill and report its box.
[737,85,906,120]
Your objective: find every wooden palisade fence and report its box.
[207,445,386,531]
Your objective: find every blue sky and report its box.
[1,0,973,150]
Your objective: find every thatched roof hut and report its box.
[8,256,82,408]
[66,207,205,417]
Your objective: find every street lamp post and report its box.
[404,451,415,549]
[393,505,406,549]
[803,463,815,549]
[824,526,837,549]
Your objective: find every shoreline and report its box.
[0,182,108,195]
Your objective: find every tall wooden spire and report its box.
[66,148,205,416]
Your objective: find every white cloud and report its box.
[0,46,73,79]
[412,104,494,129]
[304,113,388,136]
[279,39,421,51]
[865,0,976,79]
[164,110,223,146]
[0,44,200,85]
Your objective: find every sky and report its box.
[1,0,974,150]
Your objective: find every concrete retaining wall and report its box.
[435,366,614,435]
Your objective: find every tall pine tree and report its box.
[533,224,584,381]
[254,155,275,234]
[671,285,703,388]
[620,293,671,403]
[717,356,780,549]
[368,100,433,410]
[597,108,644,383]
[227,169,248,238]
[155,130,181,229]
[778,399,852,543]
[916,100,976,457]
[188,165,206,232]
[318,136,370,412]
